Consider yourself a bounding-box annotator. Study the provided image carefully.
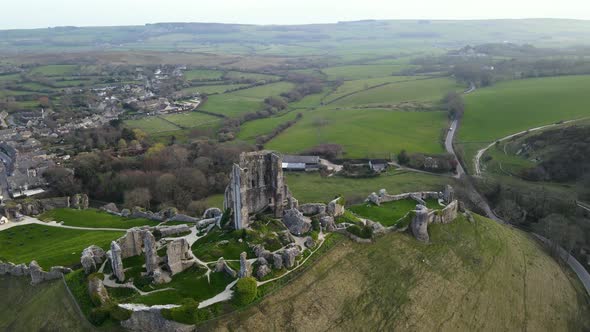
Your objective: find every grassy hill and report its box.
[0,224,123,269]
[3,19,590,56]
[203,214,590,331]
[458,75,590,173]
[0,276,106,331]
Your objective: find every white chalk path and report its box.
[0,216,126,232]
[119,303,181,311]
[198,279,238,309]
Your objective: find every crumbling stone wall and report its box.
[224,151,291,229]
[368,189,440,206]
[410,200,460,242]
[0,260,71,284]
[2,193,88,219]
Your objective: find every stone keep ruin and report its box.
[224,151,294,229]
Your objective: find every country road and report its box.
[444,82,475,179]
[473,117,590,176]
[533,234,590,296]
[445,119,464,178]
[444,84,590,294]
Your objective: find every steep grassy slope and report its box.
[0,224,123,269]
[204,215,590,331]
[0,276,107,331]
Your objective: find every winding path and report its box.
[0,216,126,232]
[473,117,590,177]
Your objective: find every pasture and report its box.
[125,116,181,134]
[458,75,590,170]
[265,108,448,159]
[461,75,590,143]
[162,111,222,128]
[183,69,224,81]
[201,82,294,118]
[321,64,414,80]
[0,224,123,269]
[224,71,279,82]
[181,84,249,95]
[324,76,420,103]
[329,77,463,107]
[236,111,300,142]
[30,65,78,76]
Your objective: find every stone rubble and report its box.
[298,203,327,216]
[80,245,106,274]
[282,208,312,236]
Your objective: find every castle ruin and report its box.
[224,151,292,229]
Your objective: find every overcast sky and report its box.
[2,0,590,30]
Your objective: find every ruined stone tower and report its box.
[224,151,291,229]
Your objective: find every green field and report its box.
[230,81,294,99]
[236,111,300,142]
[30,65,78,76]
[225,71,279,82]
[162,111,221,128]
[39,208,159,229]
[330,77,463,107]
[201,82,294,118]
[458,75,590,172]
[201,94,263,118]
[289,88,331,109]
[181,84,249,95]
[286,171,450,203]
[125,116,181,134]
[265,108,448,158]
[321,64,414,81]
[324,76,420,103]
[461,75,590,143]
[206,214,590,331]
[184,69,224,81]
[0,224,123,269]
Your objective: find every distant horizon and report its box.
[2,17,590,31]
[2,0,590,30]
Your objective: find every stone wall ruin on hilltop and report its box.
[224,151,292,229]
